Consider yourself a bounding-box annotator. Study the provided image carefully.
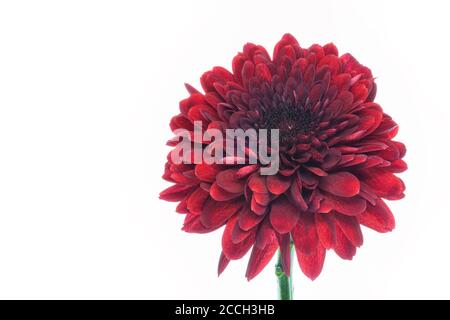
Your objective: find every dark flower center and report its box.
[260,105,316,143]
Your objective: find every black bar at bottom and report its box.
[0,300,445,319]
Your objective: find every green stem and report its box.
[275,245,294,300]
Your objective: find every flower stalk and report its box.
[275,244,294,300]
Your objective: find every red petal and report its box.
[376,140,405,161]
[184,83,200,94]
[339,154,368,168]
[254,192,271,205]
[187,187,209,214]
[333,225,356,260]
[351,83,368,102]
[201,67,233,92]
[159,184,195,202]
[359,198,395,232]
[210,182,241,201]
[270,196,299,234]
[289,176,308,211]
[248,174,268,193]
[394,141,406,158]
[222,216,255,260]
[255,218,274,249]
[374,119,399,140]
[195,163,222,182]
[187,104,218,122]
[170,170,198,185]
[387,159,408,173]
[246,237,278,281]
[292,213,318,255]
[255,63,272,82]
[199,182,211,192]
[182,214,214,233]
[315,213,336,249]
[304,166,328,177]
[296,244,326,280]
[200,198,242,229]
[266,175,291,195]
[317,195,333,213]
[355,104,383,136]
[179,93,205,115]
[299,171,319,189]
[236,164,259,178]
[217,252,230,276]
[251,194,267,215]
[232,55,245,84]
[334,213,363,247]
[358,168,405,200]
[273,33,300,64]
[205,92,222,108]
[170,114,193,131]
[232,220,254,244]
[241,61,255,86]
[175,198,189,214]
[216,169,245,193]
[319,172,360,197]
[238,206,265,231]
[324,43,338,56]
[322,149,341,170]
[322,194,367,216]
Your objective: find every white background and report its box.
[0,0,449,299]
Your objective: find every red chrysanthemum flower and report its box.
[160,34,406,281]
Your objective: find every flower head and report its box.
[160,34,406,280]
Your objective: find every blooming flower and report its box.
[160,34,406,281]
